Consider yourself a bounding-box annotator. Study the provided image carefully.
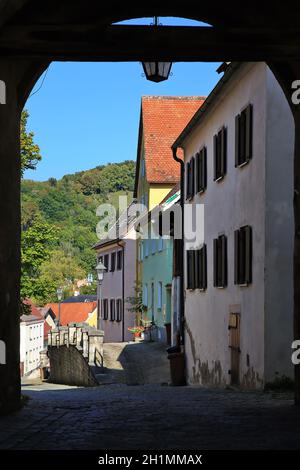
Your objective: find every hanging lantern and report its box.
[141,17,173,83]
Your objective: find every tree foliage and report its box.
[20,110,135,305]
[20,110,41,177]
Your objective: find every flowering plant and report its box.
[127,326,145,334]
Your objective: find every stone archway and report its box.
[1,1,300,413]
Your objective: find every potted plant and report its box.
[127,326,145,341]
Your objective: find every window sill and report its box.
[214,175,225,183]
[236,160,250,169]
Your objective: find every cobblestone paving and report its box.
[0,384,300,450]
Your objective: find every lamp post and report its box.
[96,261,107,330]
[141,16,172,83]
[56,287,63,329]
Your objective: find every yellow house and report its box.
[134,96,205,294]
[86,306,98,328]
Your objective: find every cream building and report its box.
[172,62,294,389]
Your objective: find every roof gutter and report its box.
[172,147,185,348]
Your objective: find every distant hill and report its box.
[21,160,135,274]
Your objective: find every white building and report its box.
[20,313,44,376]
[93,204,137,343]
[172,62,294,389]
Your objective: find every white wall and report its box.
[98,227,136,343]
[20,320,44,375]
[183,63,279,388]
[264,67,294,381]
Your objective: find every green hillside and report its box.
[21,160,135,304]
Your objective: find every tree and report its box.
[34,249,85,304]
[20,110,41,176]
[21,216,59,300]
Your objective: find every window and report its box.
[214,127,227,181]
[235,104,253,167]
[158,236,164,251]
[116,299,122,322]
[173,239,183,277]
[157,282,163,309]
[196,147,207,194]
[143,285,148,307]
[103,299,108,320]
[117,250,123,270]
[110,299,115,321]
[234,225,252,285]
[195,245,207,290]
[144,239,149,257]
[186,250,196,290]
[104,254,109,270]
[213,235,227,288]
[98,255,103,263]
[151,238,156,255]
[186,156,195,199]
[110,252,116,272]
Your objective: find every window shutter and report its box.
[187,250,195,290]
[234,230,240,284]
[221,235,227,287]
[221,127,227,177]
[213,238,218,287]
[245,225,252,284]
[245,104,253,162]
[203,147,207,190]
[213,134,218,181]
[235,114,240,167]
[202,244,207,290]
[186,162,190,199]
[196,152,200,193]
[190,157,195,197]
[195,249,200,289]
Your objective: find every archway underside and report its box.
[1,0,300,414]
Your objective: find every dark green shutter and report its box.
[221,127,227,177]
[245,225,252,284]
[245,104,253,162]
[221,235,227,287]
[213,238,218,287]
[235,114,240,167]
[213,134,218,180]
[234,230,240,284]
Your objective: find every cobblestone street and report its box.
[0,384,299,449]
[1,341,300,450]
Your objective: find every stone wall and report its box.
[48,324,104,387]
[48,345,98,387]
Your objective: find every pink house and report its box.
[93,205,137,343]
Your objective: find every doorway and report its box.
[229,312,241,386]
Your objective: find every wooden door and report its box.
[229,313,241,386]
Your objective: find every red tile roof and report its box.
[45,302,97,326]
[134,96,205,194]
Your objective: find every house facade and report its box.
[139,189,180,343]
[20,301,45,377]
[135,96,205,342]
[172,62,294,389]
[94,206,137,343]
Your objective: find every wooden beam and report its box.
[1,25,300,61]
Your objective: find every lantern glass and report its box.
[142,61,172,83]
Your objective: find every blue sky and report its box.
[24,18,221,181]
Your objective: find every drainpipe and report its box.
[172,147,185,347]
[117,241,125,342]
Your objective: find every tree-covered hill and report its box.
[21,160,135,304]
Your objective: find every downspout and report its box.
[117,241,125,342]
[172,147,185,347]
